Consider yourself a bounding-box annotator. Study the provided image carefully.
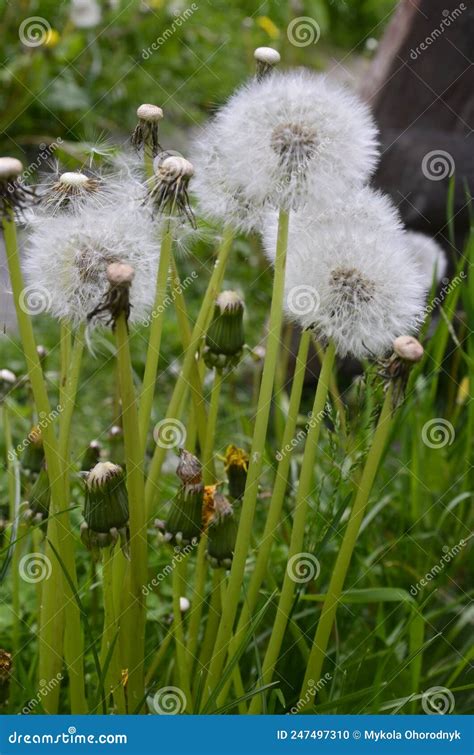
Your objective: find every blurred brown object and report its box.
[360,0,473,244]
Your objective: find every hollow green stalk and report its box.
[197,568,224,672]
[58,324,86,466]
[248,340,336,714]
[3,213,85,714]
[169,255,210,462]
[114,312,147,711]
[215,329,311,707]
[300,384,395,701]
[201,209,289,706]
[144,228,234,516]
[186,535,209,670]
[138,221,173,450]
[202,369,223,485]
[4,404,21,706]
[101,547,126,713]
[172,555,193,710]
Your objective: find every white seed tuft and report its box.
[0,157,23,180]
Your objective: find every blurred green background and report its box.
[1,0,397,156]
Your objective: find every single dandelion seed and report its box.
[131,103,164,156]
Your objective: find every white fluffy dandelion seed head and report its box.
[263,211,426,359]
[190,125,265,233]
[254,47,281,65]
[405,231,448,286]
[24,190,158,328]
[192,69,379,220]
[136,103,164,122]
[0,157,23,179]
[263,187,404,266]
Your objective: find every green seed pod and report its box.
[204,291,245,370]
[224,445,249,501]
[207,493,238,569]
[22,426,44,475]
[24,464,50,524]
[81,462,129,558]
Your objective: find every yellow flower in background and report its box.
[456,376,470,405]
[256,16,280,40]
[43,29,60,48]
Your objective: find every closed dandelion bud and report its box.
[204,291,245,370]
[176,449,202,490]
[207,493,238,569]
[254,46,281,80]
[131,103,164,155]
[81,440,102,471]
[24,464,50,524]
[81,462,129,557]
[0,649,12,705]
[22,426,44,475]
[224,445,249,501]
[393,336,424,363]
[164,450,203,547]
[0,157,34,218]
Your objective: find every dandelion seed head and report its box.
[24,187,158,328]
[254,47,281,66]
[405,231,448,286]
[192,69,379,221]
[263,207,426,359]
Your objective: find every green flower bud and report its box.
[163,450,203,548]
[204,291,245,370]
[22,426,44,475]
[224,445,249,501]
[81,462,129,558]
[206,493,238,569]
